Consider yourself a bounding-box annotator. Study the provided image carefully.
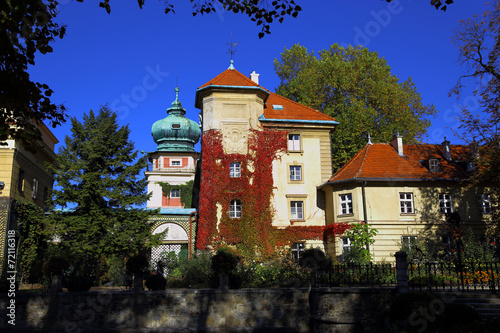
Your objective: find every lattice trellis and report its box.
[148,214,197,256]
[151,243,189,271]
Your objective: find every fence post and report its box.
[395,251,409,293]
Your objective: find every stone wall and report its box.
[0,289,312,332]
[0,288,393,332]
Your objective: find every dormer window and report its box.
[171,123,181,129]
[429,159,441,172]
[272,105,284,110]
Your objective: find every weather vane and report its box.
[227,32,239,61]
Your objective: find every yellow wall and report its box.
[324,182,491,261]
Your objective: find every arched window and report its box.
[229,199,242,218]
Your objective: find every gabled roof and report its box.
[325,143,471,185]
[196,67,337,124]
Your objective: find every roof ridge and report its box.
[353,144,371,178]
[199,68,259,89]
[330,144,369,181]
[268,92,336,121]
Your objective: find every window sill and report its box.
[290,219,306,225]
[337,214,354,218]
[288,150,303,155]
[400,213,416,216]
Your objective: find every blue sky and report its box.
[28,0,487,154]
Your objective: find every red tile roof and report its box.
[198,68,260,88]
[198,68,337,123]
[328,143,471,183]
[263,92,336,122]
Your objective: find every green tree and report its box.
[450,1,499,235]
[47,106,162,280]
[343,223,378,264]
[15,201,48,284]
[0,0,67,146]
[274,44,437,171]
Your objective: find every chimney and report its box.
[442,137,451,161]
[250,70,259,85]
[390,132,404,156]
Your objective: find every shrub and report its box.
[211,247,241,275]
[145,274,166,290]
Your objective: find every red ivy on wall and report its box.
[196,128,351,257]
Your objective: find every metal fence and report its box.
[312,263,396,288]
[408,261,500,292]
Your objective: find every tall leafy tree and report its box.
[47,106,161,272]
[0,0,67,146]
[274,44,437,171]
[450,0,499,233]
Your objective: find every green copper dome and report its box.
[151,87,200,152]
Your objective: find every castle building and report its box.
[146,87,200,262]
[194,62,339,256]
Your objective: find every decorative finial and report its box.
[367,132,373,145]
[175,86,180,100]
[228,59,235,70]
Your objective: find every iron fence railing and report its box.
[312,263,396,288]
[408,261,500,292]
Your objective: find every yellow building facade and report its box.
[320,135,492,261]
[0,124,58,273]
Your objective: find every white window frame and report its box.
[289,165,302,181]
[229,199,242,218]
[399,192,414,214]
[288,134,301,151]
[402,236,417,251]
[439,193,453,214]
[291,242,305,261]
[429,159,440,172]
[339,194,353,215]
[479,194,492,215]
[290,201,304,220]
[341,237,352,261]
[230,162,241,178]
[170,189,180,198]
[170,159,181,167]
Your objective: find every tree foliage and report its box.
[47,106,162,267]
[15,201,48,284]
[0,0,67,145]
[450,0,500,234]
[274,44,437,171]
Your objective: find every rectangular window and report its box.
[289,165,302,181]
[229,199,242,218]
[230,162,241,178]
[17,170,24,192]
[288,134,300,151]
[171,160,181,166]
[402,236,417,251]
[400,193,414,214]
[290,201,304,220]
[291,242,305,261]
[429,159,440,172]
[32,178,39,199]
[170,189,180,198]
[479,194,492,215]
[341,238,352,261]
[439,193,453,214]
[339,194,353,215]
